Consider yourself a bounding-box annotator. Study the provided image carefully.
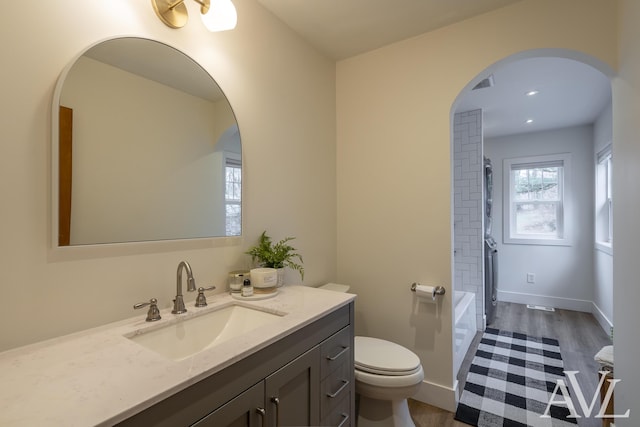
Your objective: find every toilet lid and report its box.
[354,336,422,376]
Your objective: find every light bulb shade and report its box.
[201,0,237,32]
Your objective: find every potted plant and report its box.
[246,231,304,285]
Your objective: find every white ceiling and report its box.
[85,38,224,102]
[456,57,611,138]
[256,0,526,61]
[257,0,612,138]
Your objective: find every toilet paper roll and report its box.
[414,284,437,302]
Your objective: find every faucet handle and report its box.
[195,286,216,307]
[134,298,162,322]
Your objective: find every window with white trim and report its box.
[596,145,612,252]
[224,154,242,236]
[503,154,572,245]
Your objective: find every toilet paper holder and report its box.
[410,282,446,296]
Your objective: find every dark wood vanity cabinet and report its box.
[319,325,353,426]
[193,382,264,427]
[264,347,321,426]
[117,303,354,427]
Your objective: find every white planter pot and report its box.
[276,268,285,287]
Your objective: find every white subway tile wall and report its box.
[453,110,484,328]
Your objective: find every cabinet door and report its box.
[265,347,320,427]
[192,382,265,427]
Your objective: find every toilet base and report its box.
[357,395,415,427]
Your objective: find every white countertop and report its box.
[0,285,355,427]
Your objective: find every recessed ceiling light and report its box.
[526,90,540,96]
[525,119,534,124]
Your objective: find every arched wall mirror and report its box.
[52,37,241,247]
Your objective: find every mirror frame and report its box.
[51,36,243,250]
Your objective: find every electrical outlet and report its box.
[526,273,536,284]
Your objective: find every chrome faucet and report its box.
[172,261,197,314]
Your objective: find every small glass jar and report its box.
[242,278,254,297]
[228,270,249,293]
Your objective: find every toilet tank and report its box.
[318,283,350,293]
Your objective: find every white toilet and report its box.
[355,336,424,427]
[318,284,424,427]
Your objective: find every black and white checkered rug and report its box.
[454,328,577,427]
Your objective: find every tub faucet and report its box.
[172,261,197,314]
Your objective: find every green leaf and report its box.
[245,231,304,280]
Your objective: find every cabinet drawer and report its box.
[320,326,351,379]
[320,391,351,427]
[321,360,351,419]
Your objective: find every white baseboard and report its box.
[591,301,613,337]
[412,379,457,412]
[497,290,614,337]
[498,290,592,312]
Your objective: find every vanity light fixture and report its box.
[152,0,237,31]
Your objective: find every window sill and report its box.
[595,241,613,255]
[504,236,571,247]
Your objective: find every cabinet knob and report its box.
[271,397,280,427]
[327,379,350,399]
[256,407,266,426]
[326,346,349,361]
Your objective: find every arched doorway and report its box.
[450,50,614,394]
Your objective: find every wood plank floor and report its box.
[408,301,613,427]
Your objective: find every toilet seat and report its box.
[354,335,424,426]
[355,364,424,388]
[354,336,422,376]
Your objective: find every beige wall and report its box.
[5,0,640,420]
[612,1,640,424]
[0,0,336,351]
[336,0,617,408]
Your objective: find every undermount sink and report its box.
[127,304,286,361]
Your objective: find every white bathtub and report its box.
[453,291,477,376]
